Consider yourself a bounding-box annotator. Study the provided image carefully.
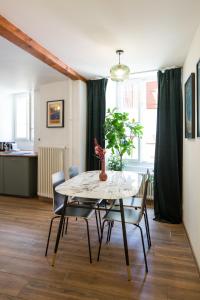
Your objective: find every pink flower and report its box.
[94,138,106,161]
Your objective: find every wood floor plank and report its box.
[0,195,199,300]
[0,272,27,297]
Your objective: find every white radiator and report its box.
[137,173,154,200]
[38,147,64,198]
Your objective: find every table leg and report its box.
[119,198,132,281]
[52,195,68,266]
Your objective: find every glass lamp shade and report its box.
[110,64,130,81]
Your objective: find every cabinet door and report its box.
[0,157,3,193]
[3,157,30,196]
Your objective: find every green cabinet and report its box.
[0,156,37,197]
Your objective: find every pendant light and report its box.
[110,50,130,81]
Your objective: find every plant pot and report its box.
[99,159,107,181]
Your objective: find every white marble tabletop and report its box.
[55,170,142,200]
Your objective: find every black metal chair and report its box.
[122,169,151,249]
[97,177,150,273]
[45,171,98,263]
[68,166,102,208]
[107,170,152,249]
[68,166,105,232]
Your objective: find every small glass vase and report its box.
[99,159,107,181]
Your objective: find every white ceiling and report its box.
[0,37,66,94]
[0,0,200,81]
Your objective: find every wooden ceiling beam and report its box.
[0,15,87,82]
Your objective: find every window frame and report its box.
[106,72,157,170]
[127,77,157,166]
[13,92,33,142]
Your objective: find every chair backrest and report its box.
[147,168,151,178]
[135,168,151,198]
[52,171,65,212]
[138,176,149,223]
[68,166,79,179]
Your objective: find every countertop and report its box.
[0,151,38,157]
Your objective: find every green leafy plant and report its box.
[105,108,143,170]
[107,154,124,171]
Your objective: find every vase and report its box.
[99,159,107,181]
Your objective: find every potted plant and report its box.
[104,108,143,171]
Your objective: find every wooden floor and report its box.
[0,196,199,300]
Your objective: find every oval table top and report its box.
[55,170,142,200]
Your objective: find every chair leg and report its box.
[144,212,151,249]
[85,219,92,263]
[143,212,149,246]
[108,221,114,242]
[144,207,151,248]
[97,204,102,227]
[106,221,114,244]
[52,195,69,267]
[106,222,111,244]
[97,219,106,261]
[62,218,66,237]
[45,216,60,257]
[65,217,69,235]
[95,210,100,242]
[136,225,148,273]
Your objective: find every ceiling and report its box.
[0,0,200,81]
[0,37,66,94]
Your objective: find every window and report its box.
[106,72,158,168]
[14,92,34,141]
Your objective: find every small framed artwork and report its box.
[185,73,195,139]
[197,60,200,137]
[47,100,64,128]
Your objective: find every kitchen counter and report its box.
[0,151,38,157]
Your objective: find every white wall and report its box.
[34,79,87,176]
[34,80,71,148]
[183,24,200,269]
[0,94,13,141]
[72,80,87,172]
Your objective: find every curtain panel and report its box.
[154,68,183,223]
[86,78,108,171]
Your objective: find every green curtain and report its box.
[154,68,183,224]
[86,78,108,171]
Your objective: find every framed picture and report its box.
[197,60,200,137]
[185,73,195,139]
[47,100,64,128]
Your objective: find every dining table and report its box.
[53,170,142,280]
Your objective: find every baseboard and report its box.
[183,222,200,277]
[38,195,52,202]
